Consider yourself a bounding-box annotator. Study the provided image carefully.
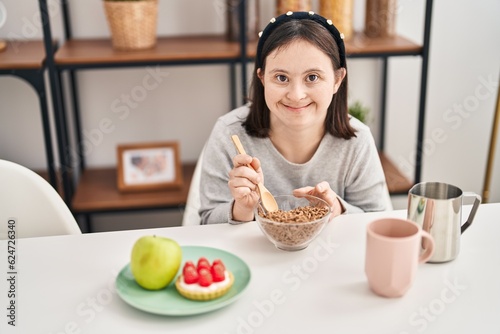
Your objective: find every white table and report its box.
[1,204,499,334]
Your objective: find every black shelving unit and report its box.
[38,0,433,229]
[37,0,251,231]
[0,40,58,189]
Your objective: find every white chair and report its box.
[182,147,205,226]
[0,159,81,239]
[383,182,394,211]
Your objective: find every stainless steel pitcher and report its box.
[407,182,481,263]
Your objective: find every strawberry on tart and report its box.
[175,257,234,301]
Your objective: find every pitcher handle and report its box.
[461,192,482,233]
[418,230,435,264]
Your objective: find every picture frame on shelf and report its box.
[117,141,183,192]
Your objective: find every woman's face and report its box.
[258,39,345,134]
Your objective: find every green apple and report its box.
[130,235,182,290]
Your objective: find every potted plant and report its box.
[103,0,158,50]
[348,100,370,124]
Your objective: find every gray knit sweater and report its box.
[199,105,387,225]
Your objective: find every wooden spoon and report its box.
[231,135,279,213]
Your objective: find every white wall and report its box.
[1,0,499,230]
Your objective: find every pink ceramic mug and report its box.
[365,218,435,298]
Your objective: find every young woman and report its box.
[199,11,387,225]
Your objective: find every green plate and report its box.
[115,246,251,316]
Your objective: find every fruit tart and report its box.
[175,257,234,301]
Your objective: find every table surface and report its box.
[1,204,498,334]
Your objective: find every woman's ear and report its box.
[257,68,264,86]
[333,68,347,93]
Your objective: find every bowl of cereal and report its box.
[254,194,331,251]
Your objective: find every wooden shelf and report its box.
[0,40,46,70]
[53,32,421,67]
[247,33,421,59]
[71,163,196,213]
[379,152,413,194]
[70,154,409,215]
[55,35,242,66]
[345,32,422,56]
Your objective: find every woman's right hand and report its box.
[228,154,263,222]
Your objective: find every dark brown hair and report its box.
[243,19,356,139]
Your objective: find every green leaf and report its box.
[348,100,370,124]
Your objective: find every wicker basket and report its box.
[276,0,312,16]
[364,0,397,38]
[103,0,158,50]
[320,0,354,41]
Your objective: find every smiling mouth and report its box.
[283,103,312,111]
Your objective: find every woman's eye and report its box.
[276,75,288,82]
[307,74,319,82]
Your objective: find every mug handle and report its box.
[461,192,482,234]
[418,230,435,264]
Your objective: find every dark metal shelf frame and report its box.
[37,0,433,228]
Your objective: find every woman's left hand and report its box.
[293,181,344,219]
